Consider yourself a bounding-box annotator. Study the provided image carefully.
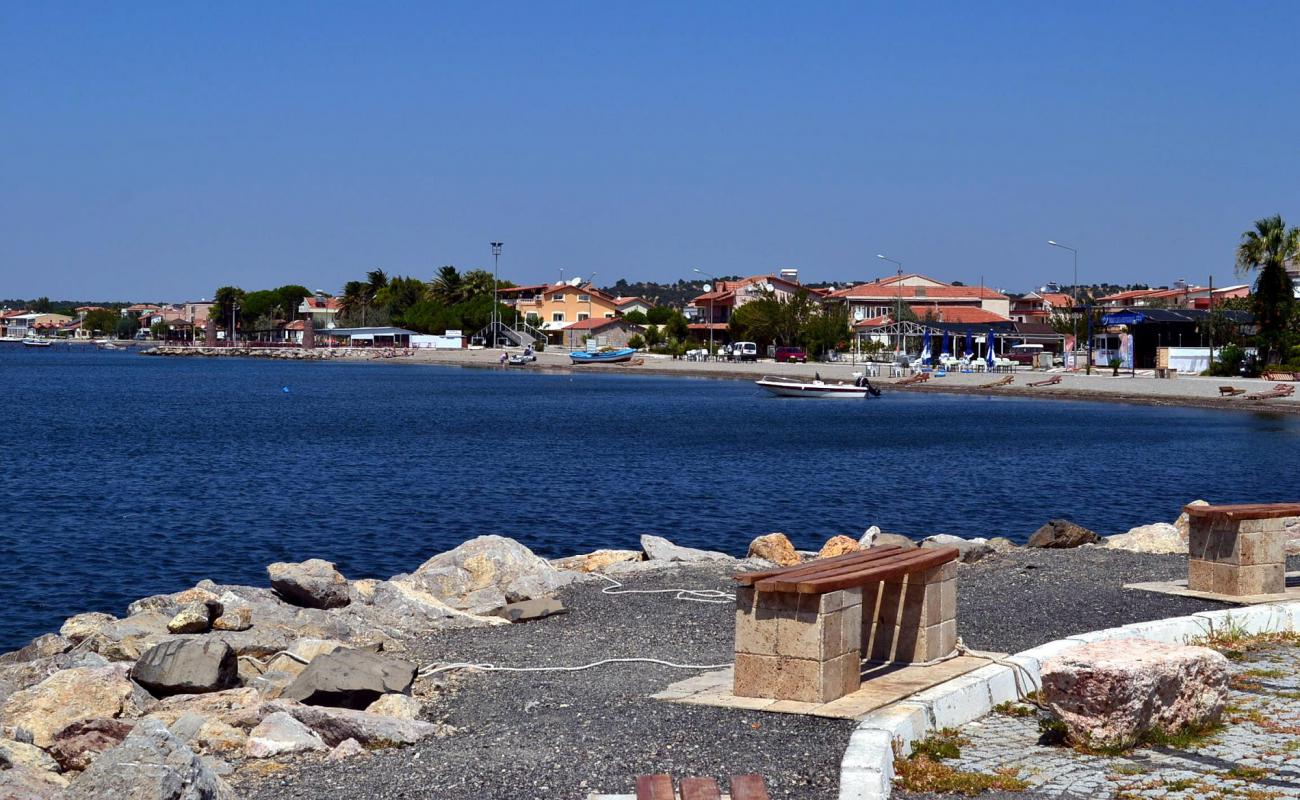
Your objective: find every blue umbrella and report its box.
[920,329,931,365]
[985,328,996,369]
[964,329,974,358]
[941,330,951,358]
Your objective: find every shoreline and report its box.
[303,346,1300,416]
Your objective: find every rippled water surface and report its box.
[3,345,1299,650]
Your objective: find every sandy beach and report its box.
[362,347,1300,415]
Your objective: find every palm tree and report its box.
[429,266,464,305]
[339,280,370,326]
[1236,214,1299,365]
[365,269,389,296]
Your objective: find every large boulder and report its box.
[263,638,348,679]
[168,602,216,634]
[58,612,117,644]
[245,711,326,758]
[347,579,506,635]
[281,649,416,709]
[858,526,882,547]
[0,663,153,748]
[640,535,732,563]
[365,693,422,720]
[922,534,994,563]
[1172,499,1207,545]
[1027,519,1101,549]
[265,700,447,747]
[0,763,66,798]
[145,687,265,731]
[46,718,134,772]
[394,536,581,613]
[550,550,643,573]
[267,559,350,609]
[1042,639,1229,751]
[0,738,61,774]
[869,532,916,550]
[817,535,861,560]
[62,718,235,800]
[0,651,109,706]
[1104,523,1185,555]
[132,640,238,697]
[747,533,800,566]
[0,634,71,666]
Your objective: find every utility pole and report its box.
[877,255,903,355]
[491,242,503,346]
[1048,241,1082,372]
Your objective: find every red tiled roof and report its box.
[562,316,635,331]
[302,297,341,310]
[908,306,1009,324]
[828,284,1007,300]
[1096,289,1162,303]
[497,284,549,295]
[687,322,729,331]
[543,284,617,302]
[852,315,893,328]
[284,320,306,330]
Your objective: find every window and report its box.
[551,312,565,323]
[577,294,590,302]
[554,294,565,302]
[604,313,614,319]
[577,312,589,321]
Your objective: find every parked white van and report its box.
[731,341,759,362]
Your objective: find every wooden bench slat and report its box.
[752,547,945,592]
[636,774,675,800]
[733,546,906,585]
[730,774,771,800]
[1184,503,1300,521]
[767,547,959,593]
[680,776,722,800]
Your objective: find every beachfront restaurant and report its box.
[1098,308,1253,369]
[852,318,1064,364]
[317,326,416,348]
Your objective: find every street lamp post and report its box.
[490,242,503,347]
[876,254,903,354]
[1048,240,1085,373]
[692,268,716,357]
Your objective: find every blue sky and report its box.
[2,1,1298,300]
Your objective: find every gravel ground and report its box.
[237,550,1296,800]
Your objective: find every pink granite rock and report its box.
[1042,639,1228,750]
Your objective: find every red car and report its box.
[774,347,807,363]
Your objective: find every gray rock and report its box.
[245,711,326,758]
[639,534,733,563]
[267,559,350,609]
[364,693,422,720]
[167,602,215,635]
[250,670,296,699]
[0,635,71,666]
[132,640,238,696]
[870,532,917,550]
[0,738,61,774]
[922,534,994,563]
[0,763,66,798]
[986,537,1020,553]
[1027,519,1102,549]
[326,736,367,760]
[393,535,582,613]
[281,648,416,709]
[46,718,134,772]
[489,597,567,623]
[266,700,447,747]
[0,651,109,706]
[62,718,235,800]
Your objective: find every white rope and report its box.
[593,573,735,604]
[418,656,733,677]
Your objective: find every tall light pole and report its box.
[490,242,503,346]
[1048,240,1082,372]
[877,254,903,354]
[693,268,716,356]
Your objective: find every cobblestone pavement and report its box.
[927,644,1300,799]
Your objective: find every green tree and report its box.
[1236,214,1300,364]
[646,306,675,324]
[81,308,119,336]
[644,324,663,347]
[664,311,689,341]
[429,266,465,305]
[621,310,648,324]
[801,304,851,358]
[627,333,645,350]
[209,286,245,328]
[397,300,460,334]
[115,315,140,339]
[376,276,428,318]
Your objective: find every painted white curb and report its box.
[837,600,1300,800]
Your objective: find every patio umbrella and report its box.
[920,329,931,364]
[985,328,996,370]
[940,330,951,358]
[964,329,974,358]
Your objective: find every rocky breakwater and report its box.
[142,346,347,360]
[0,534,596,799]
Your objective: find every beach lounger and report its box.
[630,773,769,800]
[1262,372,1297,382]
[1243,384,1296,400]
[1026,375,1062,387]
[895,372,930,386]
[1218,386,1246,397]
[980,375,1014,388]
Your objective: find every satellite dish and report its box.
[765,282,775,292]
[702,283,712,293]
[568,277,583,287]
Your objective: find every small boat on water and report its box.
[755,373,881,399]
[98,341,125,350]
[569,347,636,365]
[508,348,538,366]
[22,338,53,348]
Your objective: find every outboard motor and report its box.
[854,374,883,396]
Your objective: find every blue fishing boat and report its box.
[569,347,636,365]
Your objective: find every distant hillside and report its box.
[598,277,743,309]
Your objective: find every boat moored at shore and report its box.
[569,347,636,365]
[755,373,881,398]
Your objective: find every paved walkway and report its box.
[927,644,1300,799]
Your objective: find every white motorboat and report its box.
[755,373,881,399]
[21,338,53,348]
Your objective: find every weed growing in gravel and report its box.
[1189,626,1300,661]
[1242,789,1283,800]
[1110,763,1149,776]
[1242,667,1287,679]
[1162,778,1199,791]
[992,701,1036,717]
[1231,675,1265,692]
[1226,704,1269,726]
[909,728,968,760]
[1036,716,1068,746]
[1141,719,1224,749]
[1224,765,1269,781]
[892,756,1027,796]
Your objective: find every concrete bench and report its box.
[1186,503,1299,596]
[731,546,960,703]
